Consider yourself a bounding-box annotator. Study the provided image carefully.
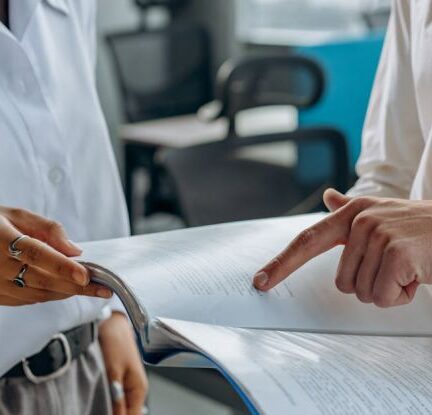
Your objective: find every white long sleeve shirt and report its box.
[350,0,432,199]
[0,0,130,376]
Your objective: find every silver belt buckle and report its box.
[22,333,72,384]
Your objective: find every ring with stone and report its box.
[13,264,28,288]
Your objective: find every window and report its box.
[236,0,390,46]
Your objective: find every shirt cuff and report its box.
[109,294,128,316]
[99,295,129,322]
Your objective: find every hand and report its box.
[253,189,432,308]
[0,206,112,306]
[99,312,148,415]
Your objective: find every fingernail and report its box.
[73,269,88,286]
[254,271,269,289]
[68,240,82,252]
[97,288,113,298]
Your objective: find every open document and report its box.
[158,318,432,415]
[77,213,432,413]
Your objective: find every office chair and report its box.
[107,22,213,222]
[159,55,349,227]
[107,23,212,122]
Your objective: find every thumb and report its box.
[323,188,351,212]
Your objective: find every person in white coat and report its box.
[0,1,148,414]
[254,1,432,309]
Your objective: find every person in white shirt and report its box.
[254,0,432,309]
[0,1,147,414]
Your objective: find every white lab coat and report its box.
[350,0,432,200]
[0,0,130,376]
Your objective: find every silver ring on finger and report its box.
[13,264,29,288]
[8,235,30,260]
[110,380,125,403]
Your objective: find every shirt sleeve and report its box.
[348,0,424,199]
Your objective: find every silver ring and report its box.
[110,380,125,402]
[8,235,29,260]
[13,265,28,288]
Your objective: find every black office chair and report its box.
[159,55,349,227]
[107,22,213,221]
[107,23,212,122]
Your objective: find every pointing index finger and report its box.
[253,211,351,292]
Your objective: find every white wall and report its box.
[182,0,237,75]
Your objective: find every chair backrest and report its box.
[107,23,212,122]
[158,54,349,226]
[212,55,325,135]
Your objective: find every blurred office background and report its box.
[94,0,390,413]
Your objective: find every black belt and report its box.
[3,322,97,383]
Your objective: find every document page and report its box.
[80,213,432,337]
[160,318,432,415]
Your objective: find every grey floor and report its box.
[147,373,232,415]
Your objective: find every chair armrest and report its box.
[196,100,224,123]
[225,126,349,193]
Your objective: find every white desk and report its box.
[120,114,228,148]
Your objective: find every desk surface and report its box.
[119,114,228,148]
[119,108,297,149]
[241,28,368,47]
